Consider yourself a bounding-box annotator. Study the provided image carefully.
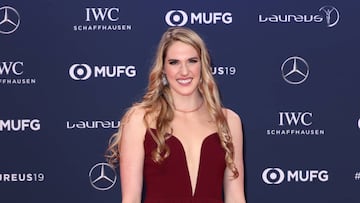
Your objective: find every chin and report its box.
[173,88,199,97]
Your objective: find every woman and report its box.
[106,27,246,203]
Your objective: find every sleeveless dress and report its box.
[143,129,226,203]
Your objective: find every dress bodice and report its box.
[143,129,226,203]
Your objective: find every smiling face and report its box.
[164,41,201,98]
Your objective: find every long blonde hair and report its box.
[106,27,238,178]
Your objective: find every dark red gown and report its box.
[143,129,226,203]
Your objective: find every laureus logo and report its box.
[319,6,340,28]
[259,5,340,28]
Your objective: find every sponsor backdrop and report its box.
[1,0,359,202]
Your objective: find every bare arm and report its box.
[223,109,246,203]
[118,107,146,203]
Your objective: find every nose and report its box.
[180,63,189,76]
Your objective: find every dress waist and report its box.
[144,196,223,203]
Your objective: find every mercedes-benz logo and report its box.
[89,162,117,191]
[0,6,20,34]
[281,56,309,85]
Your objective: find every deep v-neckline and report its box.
[144,128,226,201]
[167,131,218,197]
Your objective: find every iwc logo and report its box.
[89,162,117,191]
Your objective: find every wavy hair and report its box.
[106,27,238,178]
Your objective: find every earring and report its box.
[162,74,168,86]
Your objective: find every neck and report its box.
[174,99,204,113]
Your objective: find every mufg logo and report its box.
[165,10,232,26]
[69,64,136,80]
[0,119,40,131]
[262,167,329,184]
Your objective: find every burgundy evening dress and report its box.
[143,129,226,203]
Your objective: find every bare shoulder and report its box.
[222,108,242,126]
[121,105,147,139]
[222,108,243,137]
[124,105,146,124]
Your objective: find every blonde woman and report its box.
[107,27,246,203]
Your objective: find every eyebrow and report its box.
[167,56,199,61]
[188,57,199,60]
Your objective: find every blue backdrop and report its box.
[1,0,359,202]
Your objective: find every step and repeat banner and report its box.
[1,0,359,202]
